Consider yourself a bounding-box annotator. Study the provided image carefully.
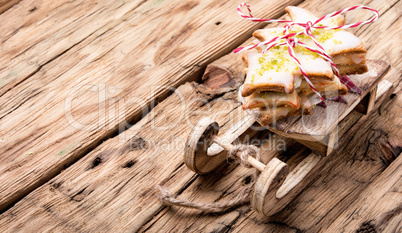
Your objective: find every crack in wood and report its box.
[356,220,378,233]
[122,159,137,168]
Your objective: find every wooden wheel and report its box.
[184,117,227,174]
[250,158,289,216]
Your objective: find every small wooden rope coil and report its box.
[157,144,261,213]
[157,183,253,213]
[227,144,260,168]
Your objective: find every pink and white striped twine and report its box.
[233,3,379,106]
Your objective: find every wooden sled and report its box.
[184,60,392,217]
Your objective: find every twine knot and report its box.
[289,37,299,48]
[228,144,260,168]
[305,21,313,32]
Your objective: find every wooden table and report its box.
[0,0,400,232]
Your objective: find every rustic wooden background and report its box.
[0,0,400,232]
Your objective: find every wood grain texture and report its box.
[0,0,302,212]
[0,0,147,96]
[0,0,20,14]
[325,155,401,233]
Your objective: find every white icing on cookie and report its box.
[296,53,333,75]
[245,52,295,93]
[320,30,362,55]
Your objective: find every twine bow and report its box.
[234,3,379,105]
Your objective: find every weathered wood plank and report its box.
[324,155,401,233]
[0,0,20,14]
[0,0,148,96]
[0,0,302,212]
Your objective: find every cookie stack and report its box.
[240,6,368,126]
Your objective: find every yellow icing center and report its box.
[293,46,321,59]
[256,46,291,74]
